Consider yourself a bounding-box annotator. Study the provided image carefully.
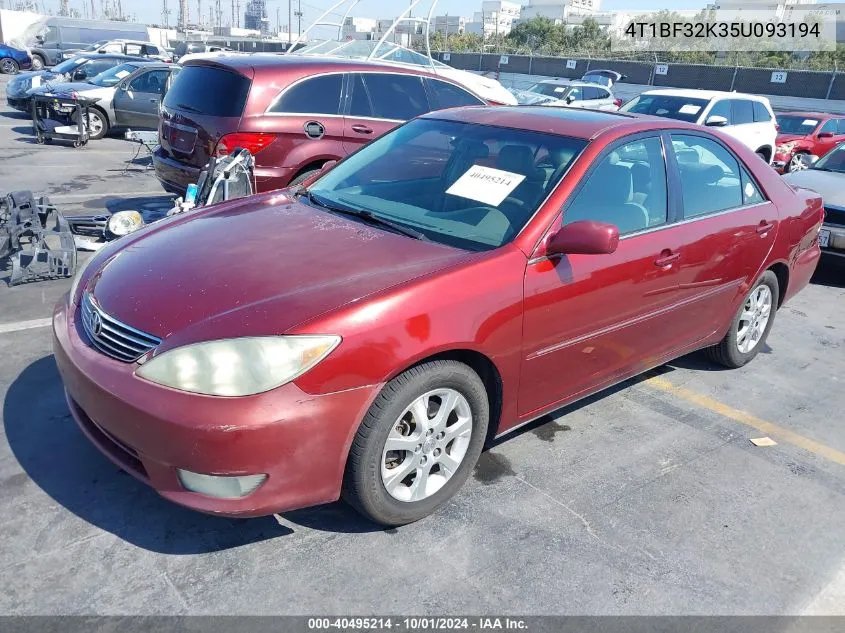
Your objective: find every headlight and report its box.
[135,335,341,396]
[69,252,98,305]
[107,210,144,237]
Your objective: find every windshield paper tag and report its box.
[679,104,701,115]
[446,165,526,207]
[31,76,41,88]
[803,119,819,126]
[115,70,131,78]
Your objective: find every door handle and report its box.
[149,98,159,103]
[756,221,775,235]
[351,124,373,135]
[654,250,680,267]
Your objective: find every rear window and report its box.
[163,65,250,117]
[268,74,342,114]
[732,100,754,125]
[753,101,771,122]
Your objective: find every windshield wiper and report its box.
[302,191,427,241]
[175,103,202,113]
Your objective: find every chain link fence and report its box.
[433,51,844,101]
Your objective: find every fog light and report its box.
[177,470,267,499]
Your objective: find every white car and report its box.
[621,89,777,163]
[511,79,618,111]
[62,39,172,63]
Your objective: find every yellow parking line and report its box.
[645,376,845,467]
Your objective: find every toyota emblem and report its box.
[90,310,103,337]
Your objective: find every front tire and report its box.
[786,152,808,173]
[30,55,44,71]
[0,58,19,74]
[706,271,778,368]
[342,360,489,526]
[75,108,109,140]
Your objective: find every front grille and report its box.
[824,206,845,227]
[80,292,161,362]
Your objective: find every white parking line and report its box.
[0,318,53,335]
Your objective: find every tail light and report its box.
[614,98,623,108]
[215,132,277,157]
[775,123,781,132]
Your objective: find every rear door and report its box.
[666,133,778,338]
[342,72,429,154]
[722,99,760,153]
[159,64,253,170]
[114,68,171,128]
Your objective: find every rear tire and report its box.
[342,360,489,526]
[30,55,44,71]
[705,271,779,369]
[0,58,19,74]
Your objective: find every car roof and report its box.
[188,53,449,78]
[776,111,839,119]
[422,106,669,140]
[537,79,606,89]
[641,88,770,102]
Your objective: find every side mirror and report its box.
[72,70,86,81]
[705,115,728,127]
[298,160,338,189]
[320,160,337,173]
[565,95,575,105]
[544,220,619,257]
[798,154,819,169]
[818,131,834,139]
[119,82,128,91]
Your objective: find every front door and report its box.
[113,69,171,129]
[519,135,690,416]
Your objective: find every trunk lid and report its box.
[158,63,253,169]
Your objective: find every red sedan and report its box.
[774,111,845,173]
[54,107,823,526]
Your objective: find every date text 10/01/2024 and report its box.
[307,618,529,630]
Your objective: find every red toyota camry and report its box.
[53,107,823,526]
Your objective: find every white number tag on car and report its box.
[31,76,41,88]
[679,104,701,115]
[819,229,830,248]
[446,165,526,207]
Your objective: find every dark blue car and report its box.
[0,43,32,74]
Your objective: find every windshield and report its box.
[528,82,568,97]
[84,40,110,51]
[776,115,821,136]
[52,56,89,74]
[89,63,139,86]
[812,143,845,173]
[621,94,709,122]
[307,118,587,251]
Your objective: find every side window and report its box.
[731,100,754,125]
[43,26,59,44]
[752,101,771,122]
[145,45,161,55]
[268,74,342,115]
[361,73,430,120]
[427,78,484,110]
[707,99,732,124]
[103,42,123,53]
[80,59,117,78]
[130,70,169,95]
[581,86,598,100]
[348,73,373,117]
[820,119,838,135]
[672,134,744,218]
[741,168,765,205]
[125,43,143,56]
[564,137,668,235]
[566,87,582,101]
[597,88,611,100]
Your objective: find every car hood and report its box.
[509,88,561,106]
[89,193,471,343]
[783,168,845,205]
[29,81,112,99]
[776,134,808,145]
[6,69,62,94]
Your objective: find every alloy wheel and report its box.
[789,153,808,171]
[381,388,473,502]
[737,285,772,354]
[1,59,17,74]
[86,112,104,136]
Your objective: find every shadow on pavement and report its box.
[811,255,845,289]
[4,354,293,554]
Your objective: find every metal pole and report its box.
[297,0,302,38]
[288,0,292,44]
[826,60,837,100]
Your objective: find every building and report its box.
[465,1,522,37]
[243,0,269,35]
[433,14,467,36]
[520,0,602,23]
[342,16,377,40]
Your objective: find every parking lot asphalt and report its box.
[1,74,845,615]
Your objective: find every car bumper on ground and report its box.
[820,223,845,258]
[52,297,379,517]
[773,152,792,173]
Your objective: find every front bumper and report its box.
[53,297,379,517]
[773,151,791,173]
[820,223,845,258]
[6,95,30,111]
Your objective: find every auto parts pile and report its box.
[68,148,257,250]
[0,191,76,286]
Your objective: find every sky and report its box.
[46,0,705,31]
